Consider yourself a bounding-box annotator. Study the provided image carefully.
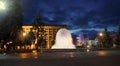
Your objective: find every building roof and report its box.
[23,24,67,27]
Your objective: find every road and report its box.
[0,50,120,66]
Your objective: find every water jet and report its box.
[52,28,76,49]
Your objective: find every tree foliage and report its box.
[102,26,112,48]
[32,12,46,48]
[115,23,120,47]
[24,28,35,45]
[0,0,23,43]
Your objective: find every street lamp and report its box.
[99,32,103,47]
[23,32,26,37]
[99,32,103,37]
[0,1,6,10]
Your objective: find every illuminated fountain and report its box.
[52,28,76,49]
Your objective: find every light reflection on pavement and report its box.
[0,50,120,66]
[0,50,118,59]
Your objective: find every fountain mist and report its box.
[52,28,76,49]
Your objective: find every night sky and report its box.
[21,0,120,31]
[2,0,120,39]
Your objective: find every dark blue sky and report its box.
[22,0,120,32]
[21,0,120,36]
[0,0,119,39]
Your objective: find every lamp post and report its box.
[23,32,27,43]
[99,32,103,48]
[22,32,27,49]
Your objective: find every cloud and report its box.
[22,0,120,34]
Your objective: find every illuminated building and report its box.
[22,25,66,49]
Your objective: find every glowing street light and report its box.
[0,1,6,10]
[99,32,103,46]
[99,32,103,37]
[23,32,26,36]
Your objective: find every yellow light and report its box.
[86,49,90,52]
[32,50,37,53]
[87,45,90,49]
[86,45,90,52]
[32,50,38,59]
[17,46,20,49]
[98,51,107,56]
[9,41,12,44]
[99,33,103,36]
[19,53,28,59]
[23,32,26,36]
[31,44,35,49]
[0,1,6,10]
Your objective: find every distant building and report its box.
[22,25,66,49]
[86,40,98,48]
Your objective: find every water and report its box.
[52,28,76,49]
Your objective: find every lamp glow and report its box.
[23,32,26,36]
[99,33,103,36]
[0,1,6,10]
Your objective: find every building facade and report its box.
[22,25,66,49]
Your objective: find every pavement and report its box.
[0,50,120,66]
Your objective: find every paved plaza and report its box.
[0,50,120,66]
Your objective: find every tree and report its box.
[0,0,23,50]
[24,28,35,45]
[0,0,23,43]
[9,0,23,43]
[115,23,120,47]
[32,12,46,48]
[102,26,112,48]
